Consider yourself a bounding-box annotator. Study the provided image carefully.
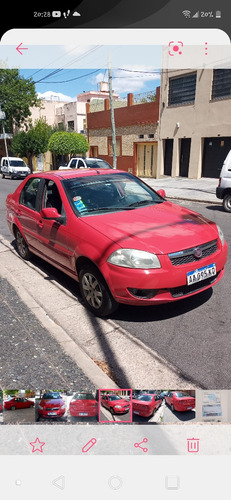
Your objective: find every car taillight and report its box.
[218,177,221,187]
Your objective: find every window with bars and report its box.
[168,73,197,106]
[211,69,231,99]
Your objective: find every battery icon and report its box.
[216,10,221,18]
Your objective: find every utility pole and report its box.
[0,104,9,160]
[108,54,117,169]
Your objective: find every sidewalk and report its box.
[141,176,220,204]
[0,236,198,389]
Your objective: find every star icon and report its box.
[30,437,46,453]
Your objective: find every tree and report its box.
[48,131,89,157]
[11,119,53,171]
[0,68,40,132]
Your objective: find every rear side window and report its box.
[20,177,41,210]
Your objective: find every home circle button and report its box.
[108,476,123,490]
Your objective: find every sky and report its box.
[20,67,160,101]
[18,44,161,101]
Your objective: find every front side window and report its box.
[42,180,63,214]
[20,177,41,210]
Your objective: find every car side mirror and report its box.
[157,189,166,199]
[40,207,65,223]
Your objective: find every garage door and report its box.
[202,137,231,178]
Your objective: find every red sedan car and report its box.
[38,392,66,419]
[6,169,227,317]
[132,393,162,418]
[4,397,35,410]
[101,394,130,414]
[69,392,98,417]
[165,391,195,412]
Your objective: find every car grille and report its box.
[170,271,220,298]
[45,407,59,411]
[168,240,217,266]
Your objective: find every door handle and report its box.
[37,219,44,229]
[16,209,21,216]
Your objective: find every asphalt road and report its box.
[1,178,231,389]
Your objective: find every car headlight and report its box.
[217,225,225,246]
[114,405,122,409]
[38,405,43,410]
[107,249,161,269]
[61,405,66,409]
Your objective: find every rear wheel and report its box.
[223,193,231,212]
[78,264,118,317]
[15,228,31,260]
[171,404,175,412]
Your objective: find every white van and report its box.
[1,157,30,180]
[216,150,231,212]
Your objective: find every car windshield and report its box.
[63,173,164,216]
[73,393,95,400]
[108,395,121,401]
[84,159,112,169]
[137,395,152,402]
[9,160,26,167]
[42,393,61,399]
[174,392,193,398]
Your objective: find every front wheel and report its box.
[223,194,231,213]
[15,228,31,260]
[78,264,118,317]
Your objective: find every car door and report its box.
[35,179,72,272]
[17,177,43,250]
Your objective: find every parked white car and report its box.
[216,150,231,212]
[58,157,113,170]
[1,157,30,180]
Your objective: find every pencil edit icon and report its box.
[82,438,97,453]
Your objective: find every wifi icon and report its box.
[182,10,191,18]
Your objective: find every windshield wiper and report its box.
[86,206,134,212]
[128,199,162,207]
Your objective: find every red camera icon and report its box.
[168,41,183,56]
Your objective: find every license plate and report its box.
[47,411,57,415]
[79,412,88,416]
[187,406,192,409]
[187,263,216,285]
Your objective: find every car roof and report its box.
[32,168,124,180]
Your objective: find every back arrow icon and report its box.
[16,43,28,55]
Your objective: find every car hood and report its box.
[40,399,63,407]
[82,202,218,255]
[110,399,129,407]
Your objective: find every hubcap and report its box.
[17,232,27,256]
[82,273,103,309]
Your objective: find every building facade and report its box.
[87,88,160,176]
[157,68,231,179]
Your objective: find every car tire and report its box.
[78,264,118,317]
[1,173,5,179]
[171,404,175,412]
[223,194,231,213]
[29,404,34,408]
[10,406,16,410]
[15,228,31,260]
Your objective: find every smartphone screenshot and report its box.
[0,1,231,498]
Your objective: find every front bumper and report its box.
[102,240,228,306]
